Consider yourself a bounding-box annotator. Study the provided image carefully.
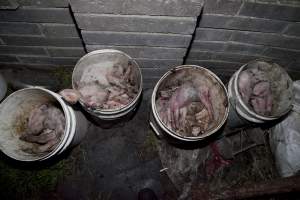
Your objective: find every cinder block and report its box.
[200,14,287,33]
[230,31,300,50]
[0,62,61,70]
[191,41,227,51]
[75,14,197,34]
[16,0,68,7]
[287,61,300,71]
[135,59,183,69]
[41,24,79,38]
[143,77,160,88]
[141,68,170,78]
[279,0,300,6]
[239,2,300,22]
[0,45,48,55]
[203,0,242,15]
[225,42,266,55]
[283,24,300,37]
[0,0,19,9]
[0,22,41,35]
[86,45,186,60]
[195,28,233,41]
[187,50,261,63]
[1,36,82,47]
[69,0,203,17]
[0,8,73,24]
[47,47,85,57]
[0,55,19,62]
[263,47,300,62]
[82,31,192,48]
[185,59,241,71]
[18,56,79,65]
[1,35,83,47]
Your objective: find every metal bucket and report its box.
[150,65,229,143]
[227,60,294,128]
[72,49,143,124]
[0,87,88,162]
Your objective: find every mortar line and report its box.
[183,5,204,65]
[68,4,87,54]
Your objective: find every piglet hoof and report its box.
[59,89,81,105]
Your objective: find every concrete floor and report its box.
[55,89,177,200]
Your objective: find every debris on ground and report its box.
[158,127,279,200]
[19,104,65,154]
[75,61,139,110]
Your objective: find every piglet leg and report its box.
[198,86,214,121]
[238,70,252,104]
[35,137,60,153]
[59,89,81,104]
[179,107,187,129]
[20,129,57,144]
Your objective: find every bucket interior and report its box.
[0,89,67,161]
[154,66,228,138]
[72,50,142,113]
[237,61,294,117]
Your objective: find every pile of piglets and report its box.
[61,61,138,110]
[20,104,65,154]
[238,66,273,116]
[156,81,214,137]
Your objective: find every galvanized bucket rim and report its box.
[72,49,143,115]
[151,65,229,142]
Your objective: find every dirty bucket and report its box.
[150,65,229,143]
[0,87,88,162]
[227,60,294,128]
[72,49,143,124]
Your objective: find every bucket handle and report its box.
[150,122,161,138]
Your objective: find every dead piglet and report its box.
[156,98,171,128]
[169,83,198,130]
[238,70,253,104]
[103,100,126,109]
[20,129,57,144]
[106,64,127,89]
[107,86,126,98]
[59,89,82,105]
[197,86,214,121]
[250,81,273,115]
[195,108,210,133]
[23,104,49,136]
[20,104,66,153]
[33,136,60,154]
[44,105,66,138]
[79,84,108,109]
[159,87,179,100]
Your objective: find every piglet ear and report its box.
[59,89,81,105]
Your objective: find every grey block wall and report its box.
[185,0,300,82]
[0,0,85,69]
[1,0,300,87]
[69,0,203,88]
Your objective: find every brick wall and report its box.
[69,0,203,88]
[186,0,300,82]
[0,0,300,86]
[0,0,85,70]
